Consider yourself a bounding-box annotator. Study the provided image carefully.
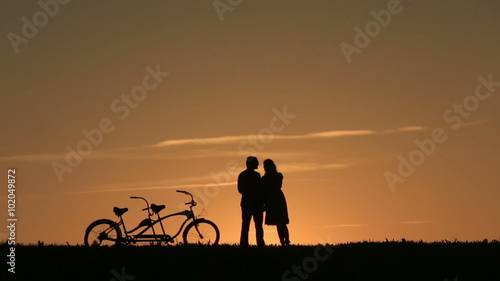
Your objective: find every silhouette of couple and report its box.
[238,156,290,246]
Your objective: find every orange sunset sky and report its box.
[1,0,499,245]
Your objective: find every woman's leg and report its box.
[277,225,284,245]
[282,224,290,245]
[277,224,290,245]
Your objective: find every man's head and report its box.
[246,156,259,170]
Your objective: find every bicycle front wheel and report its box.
[84,219,122,246]
[183,219,220,245]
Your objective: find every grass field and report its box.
[2,240,500,281]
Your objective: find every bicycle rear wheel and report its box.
[84,219,122,246]
[183,219,220,245]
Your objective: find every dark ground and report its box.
[2,240,500,281]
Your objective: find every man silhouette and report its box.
[238,156,265,246]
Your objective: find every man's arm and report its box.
[237,172,246,194]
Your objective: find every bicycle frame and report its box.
[117,191,198,244]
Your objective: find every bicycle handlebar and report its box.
[130,196,151,212]
[131,191,195,210]
[177,190,196,206]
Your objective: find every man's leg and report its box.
[240,207,251,246]
[253,210,265,246]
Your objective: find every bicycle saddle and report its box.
[113,207,128,217]
[151,204,165,214]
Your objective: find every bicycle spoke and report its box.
[84,219,121,246]
[183,220,220,245]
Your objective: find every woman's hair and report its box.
[263,159,278,174]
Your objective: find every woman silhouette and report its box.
[262,159,290,245]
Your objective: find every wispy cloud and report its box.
[153,129,381,148]
[396,126,426,132]
[0,126,434,162]
[461,119,489,127]
[321,224,363,228]
[64,181,237,196]
[149,122,499,150]
[153,135,251,147]
[280,162,353,173]
[0,152,66,161]
[398,220,435,225]
[381,126,426,134]
[63,160,352,196]
[298,130,376,139]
